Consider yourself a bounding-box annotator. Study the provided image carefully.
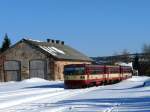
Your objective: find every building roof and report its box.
[22,38,92,62]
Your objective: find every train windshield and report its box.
[64,67,85,75]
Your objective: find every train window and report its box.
[109,67,120,73]
[89,68,104,75]
[121,66,132,73]
[123,68,132,73]
[64,67,85,75]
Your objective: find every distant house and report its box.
[0,38,92,82]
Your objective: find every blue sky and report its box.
[0,0,150,56]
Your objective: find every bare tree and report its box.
[142,43,150,61]
[121,49,130,62]
[142,44,150,53]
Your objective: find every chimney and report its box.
[56,40,60,44]
[51,40,55,43]
[47,39,51,42]
[61,41,64,45]
[46,39,64,45]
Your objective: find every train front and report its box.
[64,64,87,89]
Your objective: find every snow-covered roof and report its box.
[39,46,65,56]
[25,38,43,42]
[22,38,92,61]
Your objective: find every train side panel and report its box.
[121,66,132,79]
[64,64,132,89]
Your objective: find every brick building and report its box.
[0,38,92,82]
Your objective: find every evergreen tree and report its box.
[1,33,11,52]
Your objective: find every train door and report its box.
[120,66,123,80]
[106,67,110,80]
[103,66,106,80]
[104,66,109,83]
[86,67,89,80]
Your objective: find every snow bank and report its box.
[0,81,15,85]
[0,78,64,93]
[22,78,49,83]
[128,76,150,82]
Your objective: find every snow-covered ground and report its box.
[0,76,150,112]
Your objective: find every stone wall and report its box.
[0,55,6,81]
[0,42,48,81]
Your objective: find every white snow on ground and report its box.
[0,76,150,112]
[22,78,50,83]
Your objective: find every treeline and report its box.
[92,44,150,76]
[114,44,150,76]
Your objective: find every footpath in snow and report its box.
[0,76,150,112]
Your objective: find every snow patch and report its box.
[39,46,65,56]
[0,81,15,85]
[51,47,65,54]
[115,62,133,67]
[128,76,150,82]
[26,38,43,42]
[39,46,57,56]
[22,78,49,83]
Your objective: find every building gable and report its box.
[1,40,47,60]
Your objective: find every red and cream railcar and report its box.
[105,66,121,84]
[121,66,132,79]
[64,64,132,89]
